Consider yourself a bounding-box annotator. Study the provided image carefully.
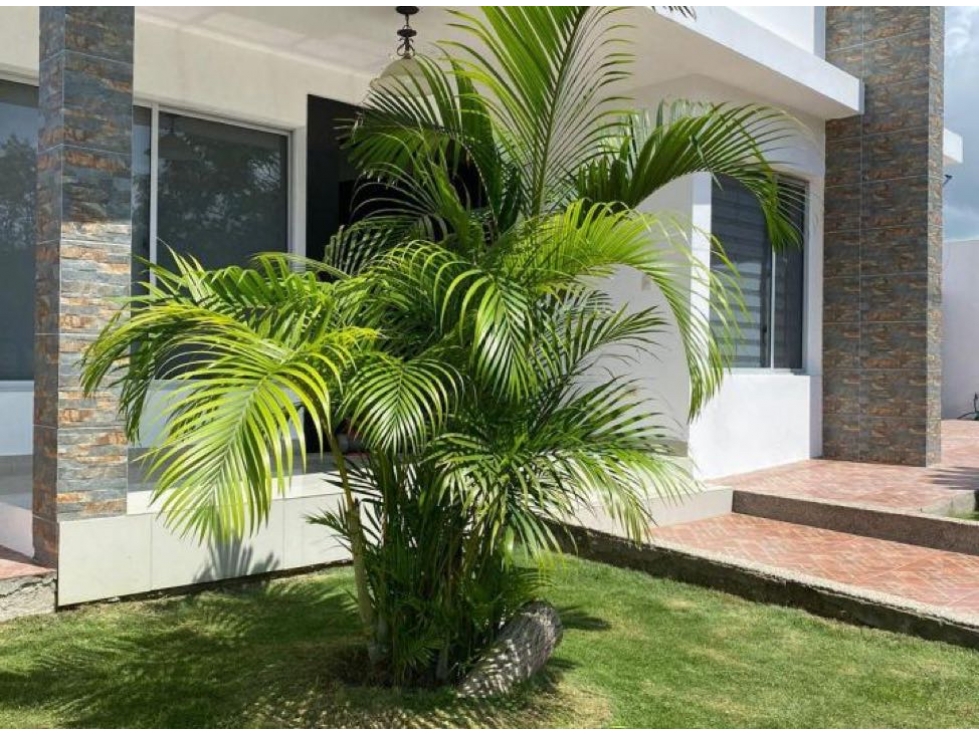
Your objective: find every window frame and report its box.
[710,173,810,373]
[139,101,295,284]
[0,72,298,386]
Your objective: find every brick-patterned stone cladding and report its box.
[823,7,944,466]
[34,7,134,563]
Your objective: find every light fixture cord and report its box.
[396,9,418,59]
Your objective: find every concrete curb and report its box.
[0,571,56,623]
[732,490,979,556]
[560,523,979,651]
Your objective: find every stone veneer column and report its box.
[34,8,134,564]
[822,7,944,466]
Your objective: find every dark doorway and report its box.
[302,95,487,455]
[304,95,359,453]
[305,95,360,264]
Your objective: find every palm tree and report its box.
[83,6,800,685]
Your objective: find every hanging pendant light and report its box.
[370,6,429,94]
[157,115,199,163]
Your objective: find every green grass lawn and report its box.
[2,556,979,728]
[950,510,979,522]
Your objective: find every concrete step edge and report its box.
[0,571,57,623]
[732,489,979,556]
[561,521,979,652]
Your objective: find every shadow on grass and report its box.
[556,605,612,632]
[0,574,607,728]
[0,580,354,727]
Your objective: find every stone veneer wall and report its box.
[823,7,944,466]
[34,7,134,564]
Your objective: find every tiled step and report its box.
[653,514,979,619]
[0,546,55,623]
[566,513,979,649]
[732,489,979,556]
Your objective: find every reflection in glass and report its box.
[132,106,152,295]
[156,113,288,272]
[0,99,290,381]
[0,81,38,380]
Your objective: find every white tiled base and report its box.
[56,468,730,605]
[58,477,350,606]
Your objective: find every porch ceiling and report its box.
[137,6,861,120]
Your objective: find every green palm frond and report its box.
[343,353,462,454]
[82,253,375,540]
[445,6,633,215]
[577,101,805,249]
[350,55,516,236]
[146,324,361,540]
[366,240,543,402]
[490,201,741,417]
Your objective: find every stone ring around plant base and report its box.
[457,601,563,698]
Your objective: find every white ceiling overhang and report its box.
[137,6,863,121]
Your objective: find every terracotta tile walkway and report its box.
[654,513,979,616]
[0,545,52,581]
[649,421,979,622]
[710,420,979,513]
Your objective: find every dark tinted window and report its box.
[0,96,289,380]
[132,106,152,293]
[0,81,38,380]
[157,112,288,272]
[710,175,806,369]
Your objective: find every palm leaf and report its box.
[444,6,633,215]
[577,101,805,249]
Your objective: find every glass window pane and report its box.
[132,106,152,294]
[156,113,288,272]
[0,81,38,380]
[306,95,359,264]
[710,175,806,370]
[772,179,806,369]
[710,176,770,369]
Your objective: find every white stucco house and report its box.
[0,6,961,607]
[943,236,979,419]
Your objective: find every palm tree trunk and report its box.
[326,431,377,655]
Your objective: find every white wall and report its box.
[59,473,350,605]
[943,239,979,419]
[133,18,371,129]
[729,7,821,56]
[591,177,697,445]
[0,8,371,125]
[688,372,817,478]
[0,7,36,84]
[627,76,826,479]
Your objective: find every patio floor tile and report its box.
[0,545,53,581]
[711,420,979,513]
[654,513,979,615]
